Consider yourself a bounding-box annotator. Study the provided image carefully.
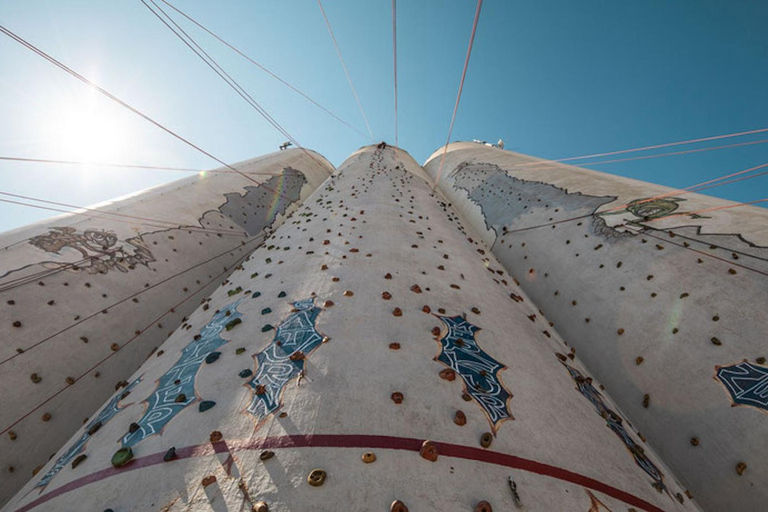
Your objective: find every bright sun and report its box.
[45,99,131,164]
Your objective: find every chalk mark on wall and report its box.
[246,298,325,423]
[433,314,513,432]
[122,300,243,447]
[715,360,768,414]
[35,377,141,490]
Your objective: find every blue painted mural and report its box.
[434,315,512,431]
[36,378,141,489]
[563,363,666,492]
[122,300,243,447]
[716,360,768,414]
[246,298,324,422]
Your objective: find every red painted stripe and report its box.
[15,434,667,512]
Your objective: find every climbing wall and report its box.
[6,145,697,511]
[424,141,768,512]
[0,148,333,507]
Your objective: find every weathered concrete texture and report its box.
[0,149,333,507]
[6,146,696,511]
[424,142,768,511]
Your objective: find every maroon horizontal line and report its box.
[16,434,666,512]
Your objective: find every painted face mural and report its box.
[28,227,154,275]
[715,360,768,414]
[433,315,513,432]
[246,298,325,422]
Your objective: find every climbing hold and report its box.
[111,447,134,467]
[462,393,472,402]
[210,431,223,443]
[307,468,326,487]
[389,342,401,350]
[30,373,41,384]
[128,422,140,433]
[385,273,392,279]
[635,356,644,365]
[617,328,625,335]
[471,307,481,315]
[391,392,404,404]
[252,291,261,298]
[278,291,287,298]
[410,285,422,293]
[361,452,376,463]
[225,318,242,331]
[202,475,217,487]
[454,410,467,426]
[480,432,493,449]
[289,351,306,361]
[390,500,409,512]
[239,369,253,378]
[420,440,438,462]
[690,437,700,446]
[736,462,747,475]
[110,343,120,351]
[422,305,431,313]
[711,337,722,346]
[261,308,272,315]
[199,401,216,412]
[8,431,17,441]
[255,384,267,395]
[262,324,274,332]
[236,347,246,355]
[393,307,403,317]
[163,447,177,461]
[254,501,269,512]
[205,352,221,364]
[432,326,442,337]
[439,368,456,381]
[382,291,392,300]
[642,394,650,408]
[71,454,87,469]
[757,357,766,364]
[41,412,52,422]
[175,393,187,403]
[343,290,354,296]
[259,450,275,461]
[474,501,493,512]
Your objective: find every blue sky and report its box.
[0,0,766,232]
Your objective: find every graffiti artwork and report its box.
[28,227,155,275]
[122,300,243,447]
[246,298,325,422]
[598,197,708,222]
[36,378,141,489]
[715,360,768,414]
[563,363,666,492]
[433,315,513,432]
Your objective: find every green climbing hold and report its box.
[239,369,253,378]
[250,272,259,279]
[225,318,242,331]
[163,447,176,462]
[235,347,246,355]
[205,352,221,364]
[262,324,274,333]
[111,447,134,467]
[261,308,272,315]
[199,401,216,412]
[227,287,243,297]
[252,291,261,298]
[277,291,286,298]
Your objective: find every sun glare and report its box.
[45,100,131,165]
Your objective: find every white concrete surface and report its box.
[0,149,333,507]
[5,145,697,512]
[424,141,768,511]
